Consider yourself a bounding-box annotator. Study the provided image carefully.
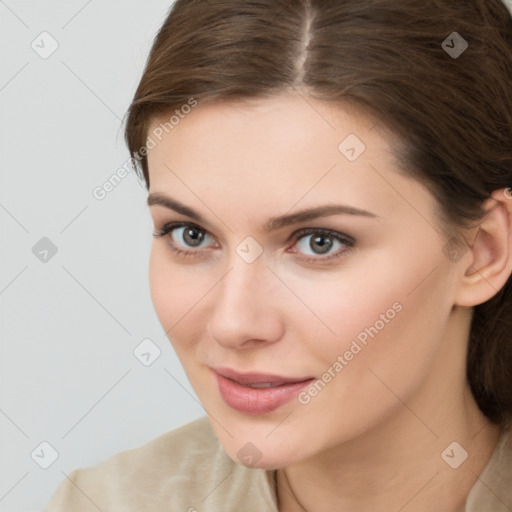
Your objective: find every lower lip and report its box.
[215,373,314,415]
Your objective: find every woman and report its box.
[46,0,512,510]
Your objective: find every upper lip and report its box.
[212,366,314,385]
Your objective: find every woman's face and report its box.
[147,92,466,468]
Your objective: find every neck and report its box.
[277,386,501,512]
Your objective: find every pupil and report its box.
[184,228,204,246]
[311,234,332,254]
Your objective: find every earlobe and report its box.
[454,188,512,307]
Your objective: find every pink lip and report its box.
[212,367,315,415]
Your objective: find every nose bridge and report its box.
[218,254,270,318]
[207,251,283,347]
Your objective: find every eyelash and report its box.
[152,222,355,264]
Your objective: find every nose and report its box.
[206,257,285,350]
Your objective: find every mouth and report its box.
[212,367,315,414]
[240,381,295,389]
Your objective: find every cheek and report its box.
[295,246,454,386]
[285,264,407,362]
[148,244,221,351]
[148,245,200,337]
[276,261,453,451]
[149,245,176,329]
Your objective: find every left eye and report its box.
[292,230,353,259]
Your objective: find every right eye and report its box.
[153,222,218,257]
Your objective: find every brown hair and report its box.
[124,0,512,427]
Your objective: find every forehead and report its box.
[145,93,436,229]
[147,93,380,154]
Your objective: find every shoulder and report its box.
[45,416,278,511]
[466,424,512,511]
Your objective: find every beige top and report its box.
[45,417,512,511]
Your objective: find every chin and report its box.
[207,414,314,469]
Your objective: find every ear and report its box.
[454,188,512,307]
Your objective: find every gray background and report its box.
[0,1,206,511]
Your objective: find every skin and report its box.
[146,91,512,512]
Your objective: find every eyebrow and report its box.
[147,192,378,232]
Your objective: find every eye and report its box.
[152,222,217,256]
[153,223,355,263]
[171,225,210,248]
[290,228,355,262]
